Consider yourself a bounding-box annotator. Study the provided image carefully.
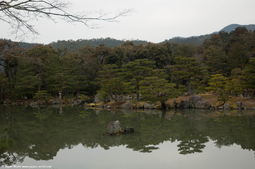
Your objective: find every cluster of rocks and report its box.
[78,94,255,111]
[86,95,254,110]
[106,120,134,135]
[4,98,84,108]
[177,95,210,109]
[177,95,251,110]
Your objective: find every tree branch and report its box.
[0,0,133,39]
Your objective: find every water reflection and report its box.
[0,106,255,167]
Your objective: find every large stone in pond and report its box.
[124,127,134,133]
[107,120,122,135]
[178,99,189,109]
[224,103,230,110]
[195,100,210,109]
[236,102,245,109]
[144,103,154,109]
[189,95,202,108]
[121,102,132,109]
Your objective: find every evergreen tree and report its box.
[23,45,59,90]
[0,40,24,91]
[14,58,42,99]
[96,64,126,102]
[0,73,9,100]
[225,68,243,96]
[140,69,179,109]
[173,56,203,95]
[144,43,170,68]
[206,74,229,104]
[203,45,230,76]
[122,59,155,100]
[241,58,255,99]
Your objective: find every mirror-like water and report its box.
[0,106,255,169]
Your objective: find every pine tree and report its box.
[173,56,203,95]
[140,69,179,109]
[96,64,126,102]
[122,59,155,100]
[0,73,9,100]
[203,46,230,76]
[241,58,255,99]
[206,74,229,104]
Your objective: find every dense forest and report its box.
[0,26,255,105]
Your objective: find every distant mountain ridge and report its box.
[220,24,255,33]
[165,24,255,45]
[1,24,255,52]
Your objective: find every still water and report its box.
[0,106,255,169]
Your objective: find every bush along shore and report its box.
[85,94,255,111]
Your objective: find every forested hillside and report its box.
[164,24,255,45]
[1,24,254,52]
[49,38,148,52]
[1,26,255,105]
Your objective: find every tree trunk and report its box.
[75,90,79,100]
[244,88,248,97]
[136,85,139,101]
[161,102,167,109]
[114,92,117,102]
[7,69,13,91]
[251,89,255,99]
[187,79,192,95]
[1,88,3,100]
[38,62,46,90]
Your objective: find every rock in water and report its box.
[224,103,230,110]
[144,103,154,109]
[195,100,211,109]
[178,99,189,109]
[189,95,202,108]
[236,102,245,109]
[124,127,134,133]
[121,102,132,109]
[107,120,122,135]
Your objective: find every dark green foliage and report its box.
[96,64,127,102]
[173,56,203,95]
[1,25,255,101]
[206,74,229,104]
[49,38,148,52]
[203,45,230,76]
[140,69,180,109]
[122,59,155,100]
[0,40,24,91]
[241,58,255,99]
[0,73,9,100]
[143,43,170,68]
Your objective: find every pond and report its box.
[0,106,255,169]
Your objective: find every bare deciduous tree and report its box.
[0,0,132,38]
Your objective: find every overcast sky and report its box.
[1,0,255,44]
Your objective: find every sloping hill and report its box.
[164,24,255,45]
[220,24,255,33]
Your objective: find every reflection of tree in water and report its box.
[0,152,25,167]
[177,131,208,154]
[176,110,209,154]
[214,136,234,149]
[0,106,255,166]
